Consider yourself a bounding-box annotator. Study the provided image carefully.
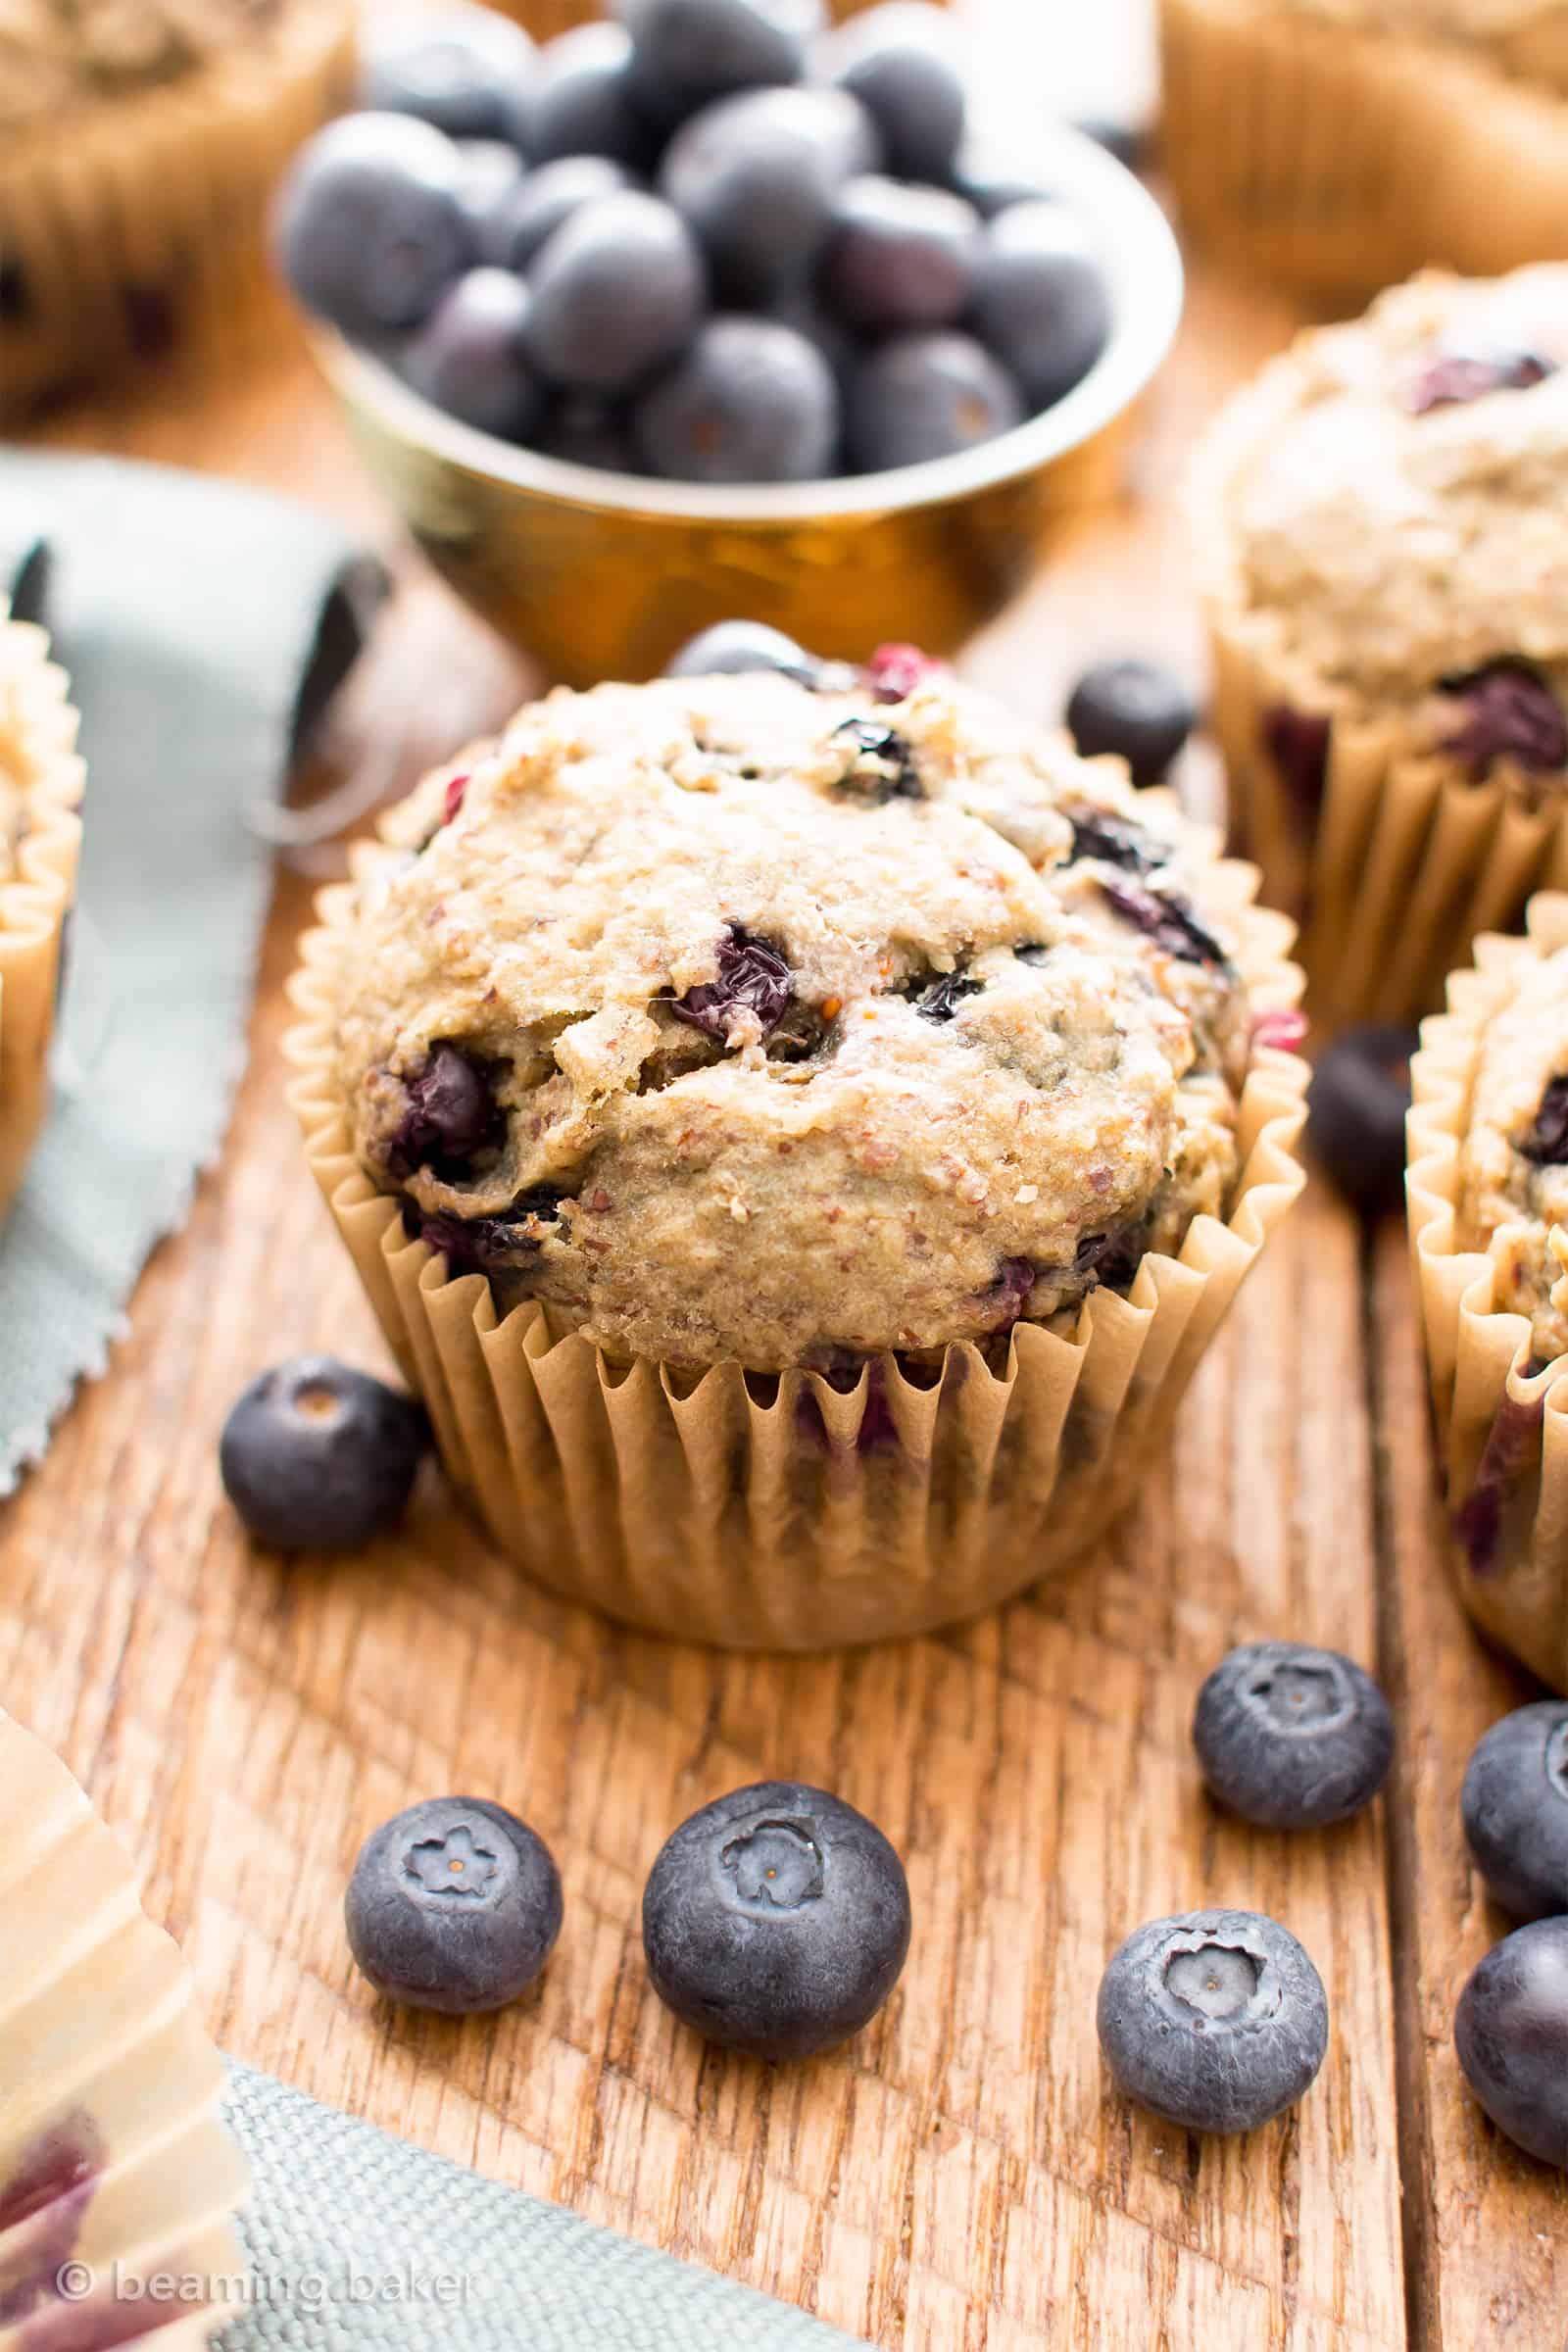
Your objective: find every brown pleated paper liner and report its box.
[1408,896,1568,1692]
[1158,0,1568,302]
[1193,372,1568,1033]
[499,0,945,29]
[0,1,357,417]
[0,1709,249,2350]
[0,611,84,1219]
[284,802,1307,1651]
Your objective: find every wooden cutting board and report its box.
[8,109,1566,2352]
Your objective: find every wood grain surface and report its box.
[7,63,1568,2352]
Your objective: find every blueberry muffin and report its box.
[1410,894,1568,1690]
[0,0,355,415]
[0,609,83,1215]
[1160,0,1568,299]
[1195,267,1568,1029]
[290,664,1305,1645]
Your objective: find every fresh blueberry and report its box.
[1455,1918,1568,2166]
[272,113,471,339]
[1065,659,1198,788]
[670,927,796,1040]
[844,329,1022,471]
[385,1041,504,1180]
[1518,1075,1568,1165]
[969,199,1110,412]
[524,190,706,393]
[761,286,864,389]
[662,86,875,305]
[537,394,638,471]
[1194,1642,1395,1831]
[617,0,823,129]
[481,155,637,272]
[1403,345,1555,415]
[1098,1910,1329,2133]
[817,2,966,183]
[820,175,979,333]
[634,315,838,481]
[1305,1026,1416,1219]
[220,1356,429,1553]
[361,5,536,142]
[514,22,651,167]
[399,268,545,441]
[950,137,1053,220]
[1440,660,1567,781]
[663,618,824,684]
[641,1780,911,2059]
[1462,1703,1568,1922]
[346,1795,563,2014]
[450,138,526,245]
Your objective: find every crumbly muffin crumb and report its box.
[0,0,287,125]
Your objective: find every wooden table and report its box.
[10,166,1567,2352]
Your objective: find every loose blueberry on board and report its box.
[1098,1910,1330,2133]
[1461,1702,1568,1922]
[820,175,980,334]
[220,1357,429,1553]
[617,0,824,129]
[482,156,637,273]
[1305,1026,1417,1219]
[449,139,526,246]
[399,268,545,441]
[662,86,876,305]
[844,329,1022,471]
[1065,659,1197,788]
[968,199,1111,409]
[346,1795,563,2014]
[1193,1642,1396,1830]
[273,113,471,339]
[662,618,825,684]
[360,4,536,141]
[514,21,651,167]
[524,189,707,394]
[817,2,967,183]
[641,1781,911,2059]
[635,314,839,481]
[1455,1918,1568,2166]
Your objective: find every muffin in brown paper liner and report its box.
[0,608,84,1219]
[1158,0,1568,302]
[0,1,356,418]
[500,0,947,32]
[1193,343,1568,1033]
[284,794,1307,1652]
[0,1708,249,2347]
[1408,893,1568,1692]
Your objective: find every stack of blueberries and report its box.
[274,0,1114,482]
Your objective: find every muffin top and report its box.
[0,0,288,127]
[1212,269,1568,767]
[1458,941,1568,1363]
[325,668,1282,1371]
[1282,0,1568,92]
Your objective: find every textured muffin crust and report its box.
[1217,268,1568,792]
[0,0,290,126]
[1281,0,1568,93]
[1457,943,1568,1364]
[328,671,1269,1372]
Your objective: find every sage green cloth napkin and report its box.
[222,2065,865,2350]
[0,450,383,1492]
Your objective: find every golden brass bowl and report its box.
[313,125,1182,684]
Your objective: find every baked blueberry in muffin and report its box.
[324,666,1274,1372]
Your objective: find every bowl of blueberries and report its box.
[274,0,1182,682]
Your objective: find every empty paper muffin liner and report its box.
[285,804,1307,1650]
[0,1,356,417]
[0,1707,249,2348]
[0,610,83,1217]
[1409,895,1568,1692]
[1158,0,1568,301]
[1194,376,1568,1032]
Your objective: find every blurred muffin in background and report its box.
[0,0,356,416]
[1160,0,1568,299]
[0,605,83,1215]
[1192,265,1568,1028]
